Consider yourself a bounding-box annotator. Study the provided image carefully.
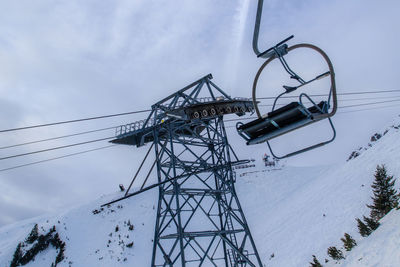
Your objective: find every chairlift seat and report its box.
[237,101,328,145]
[238,41,337,158]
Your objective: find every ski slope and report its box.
[326,208,400,267]
[1,119,400,266]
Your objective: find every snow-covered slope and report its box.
[0,188,158,266]
[326,208,400,267]
[237,123,400,266]
[1,119,400,267]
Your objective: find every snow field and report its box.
[1,118,400,266]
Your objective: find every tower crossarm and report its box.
[110,74,255,147]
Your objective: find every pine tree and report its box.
[327,246,344,260]
[363,216,380,231]
[10,243,23,267]
[309,255,323,267]
[26,224,39,244]
[356,218,372,237]
[340,233,357,251]
[367,165,399,220]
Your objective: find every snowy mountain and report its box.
[325,208,400,267]
[1,117,400,267]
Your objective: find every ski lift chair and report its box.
[237,38,337,159]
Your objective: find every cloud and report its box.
[0,0,399,226]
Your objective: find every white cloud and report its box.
[0,0,399,226]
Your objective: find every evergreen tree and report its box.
[367,165,399,220]
[363,216,380,231]
[340,233,357,251]
[52,233,66,265]
[356,218,372,237]
[10,224,66,267]
[327,246,344,260]
[26,224,39,244]
[309,255,323,267]
[10,243,22,267]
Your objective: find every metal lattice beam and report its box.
[107,75,262,266]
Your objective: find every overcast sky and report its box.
[0,0,399,227]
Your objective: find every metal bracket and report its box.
[257,35,293,59]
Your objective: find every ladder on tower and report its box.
[222,191,239,266]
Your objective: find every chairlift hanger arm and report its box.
[252,0,293,59]
[252,0,264,56]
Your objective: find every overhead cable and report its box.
[0,89,398,134]
[0,145,116,172]
[0,109,151,133]
[1,96,399,161]
[0,126,116,150]
[258,95,400,103]
[3,94,398,150]
[337,103,399,114]
[339,99,400,109]
[258,98,400,108]
[225,99,400,123]
[1,98,399,171]
[0,136,114,161]
[256,89,400,100]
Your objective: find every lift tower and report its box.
[110,74,262,266]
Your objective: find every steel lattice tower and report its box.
[109,74,262,266]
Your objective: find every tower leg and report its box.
[151,118,261,267]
